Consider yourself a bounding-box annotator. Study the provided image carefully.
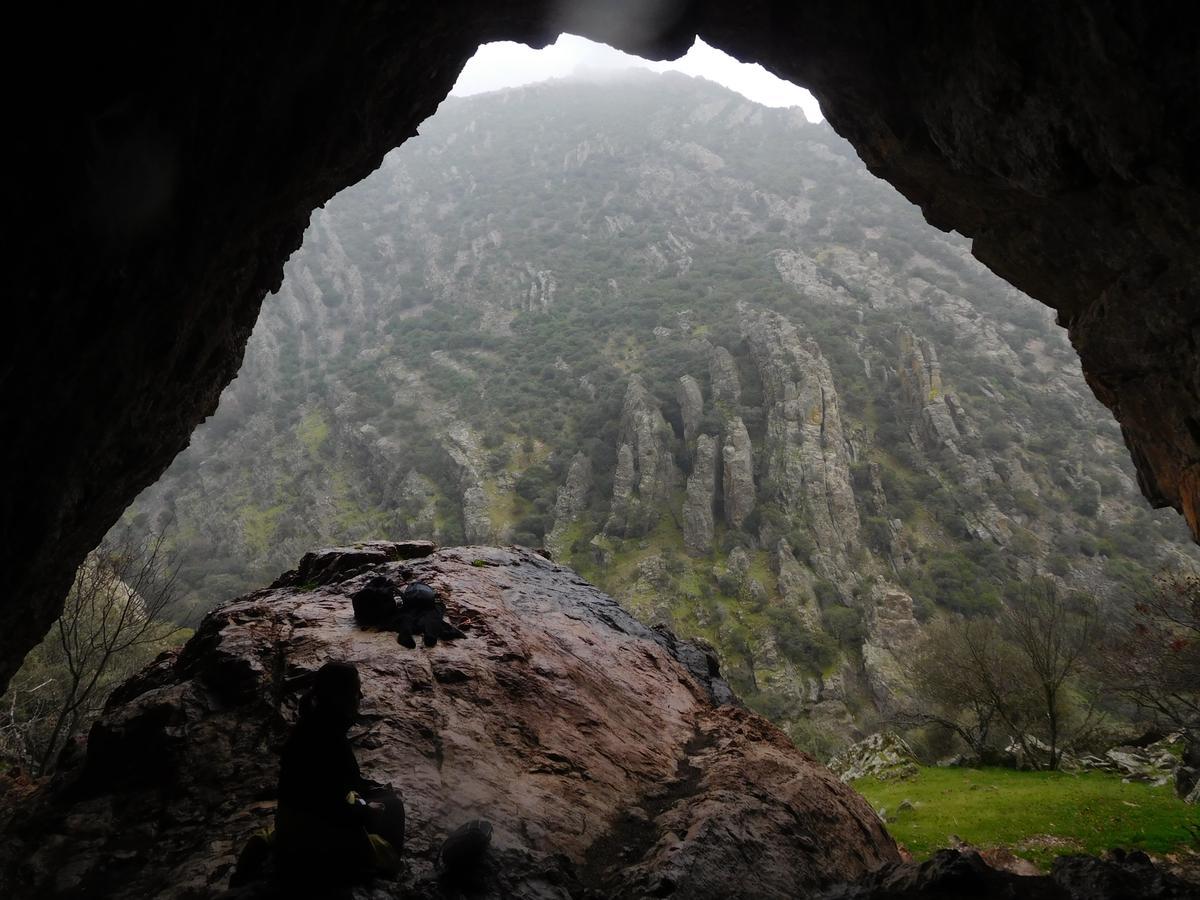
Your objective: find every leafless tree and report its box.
[896,617,1004,759]
[1000,578,1101,769]
[0,528,182,775]
[897,579,1100,769]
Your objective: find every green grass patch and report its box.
[853,766,1200,869]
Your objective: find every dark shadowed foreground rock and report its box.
[816,848,1198,900]
[0,545,897,899]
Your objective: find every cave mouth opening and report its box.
[3,9,1200,892]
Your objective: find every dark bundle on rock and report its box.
[395,582,465,648]
[440,819,492,870]
[351,575,396,626]
[438,819,493,891]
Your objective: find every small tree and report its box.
[1098,571,1200,741]
[0,529,183,775]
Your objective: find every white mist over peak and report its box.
[451,34,823,122]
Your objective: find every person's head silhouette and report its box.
[306,660,362,731]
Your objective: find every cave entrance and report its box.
[4,9,1200,886]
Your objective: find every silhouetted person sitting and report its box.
[231,661,404,888]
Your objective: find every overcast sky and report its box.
[451,34,823,123]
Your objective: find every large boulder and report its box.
[0,546,897,899]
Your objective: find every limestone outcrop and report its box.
[683,434,718,555]
[895,326,1010,542]
[742,306,861,579]
[708,345,742,410]
[7,1,1200,697]
[0,0,1186,707]
[676,375,704,445]
[860,584,922,707]
[546,452,592,556]
[605,379,680,537]
[0,544,897,899]
[720,417,756,530]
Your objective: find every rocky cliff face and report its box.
[606,380,681,538]
[0,544,896,899]
[742,305,862,586]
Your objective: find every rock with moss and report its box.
[606,379,680,537]
[861,584,922,706]
[546,451,591,555]
[742,305,860,579]
[829,732,920,782]
[397,470,440,539]
[1102,736,1182,787]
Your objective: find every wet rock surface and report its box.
[0,546,897,899]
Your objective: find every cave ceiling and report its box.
[4,1,1198,690]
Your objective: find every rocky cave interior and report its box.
[3,1,1199,895]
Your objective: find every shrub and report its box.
[766,607,839,672]
[1071,492,1099,518]
[982,425,1013,451]
[821,605,865,646]
[1047,554,1072,575]
[813,579,841,608]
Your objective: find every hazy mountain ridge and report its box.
[126,70,1197,751]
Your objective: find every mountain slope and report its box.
[125,71,1198,751]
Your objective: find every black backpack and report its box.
[400,581,438,610]
[351,575,396,626]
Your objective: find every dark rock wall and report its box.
[6,1,1200,689]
